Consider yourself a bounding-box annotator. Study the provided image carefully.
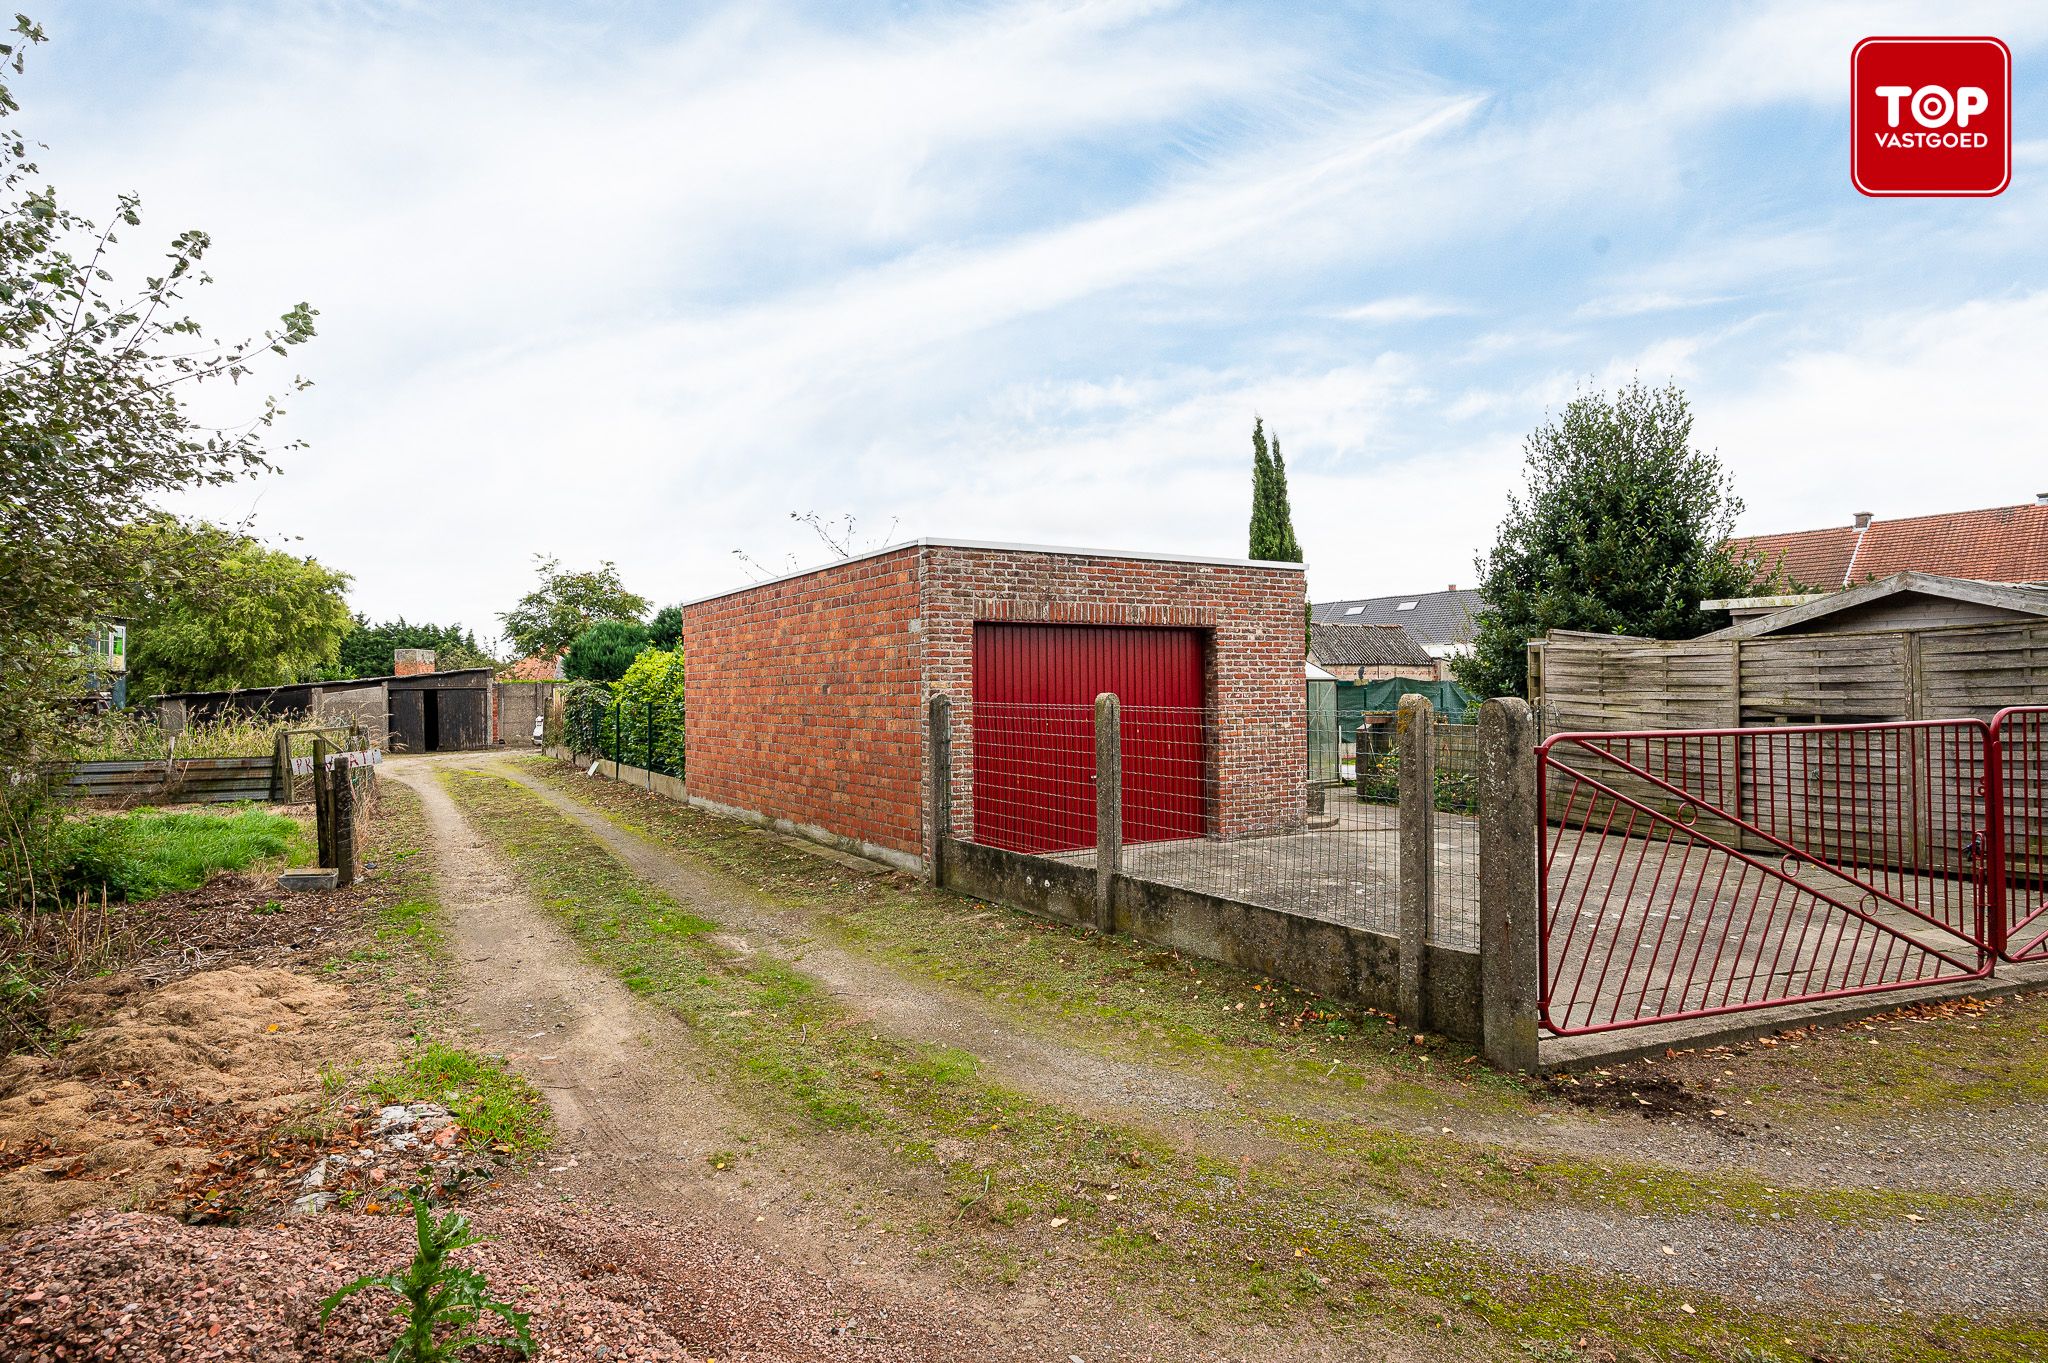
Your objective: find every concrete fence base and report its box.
[924,690,1537,1056]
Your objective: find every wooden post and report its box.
[1094,693,1122,935]
[312,736,334,869]
[331,759,357,888]
[927,694,952,886]
[1479,697,1541,1073]
[1904,632,1927,874]
[271,731,290,803]
[1397,694,1435,1029]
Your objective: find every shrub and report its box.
[1352,747,1478,815]
[561,682,610,756]
[563,619,649,683]
[612,647,685,776]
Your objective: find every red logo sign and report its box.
[1853,37,2010,197]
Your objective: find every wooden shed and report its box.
[384,668,493,752]
[1529,572,2048,731]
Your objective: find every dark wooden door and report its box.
[436,688,488,750]
[388,690,425,753]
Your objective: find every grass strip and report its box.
[56,806,307,902]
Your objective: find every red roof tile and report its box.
[499,653,564,681]
[1731,526,1860,589]
[1731,502,2048,589]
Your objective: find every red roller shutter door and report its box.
[971,623,1209,853]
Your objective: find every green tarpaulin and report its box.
[1333,678,1477,745]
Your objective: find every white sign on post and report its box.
[291,749,382,775]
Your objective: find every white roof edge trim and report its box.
[679,537,1307,608]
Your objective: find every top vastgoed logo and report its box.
[1852,36,2011,197]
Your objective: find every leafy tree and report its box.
[0,14,314,875]
[1454,380,1768,699]
[1247,418,1303,562]
[338,616,494,678]
[498,556,649,658]
[647,604,683,651]
[123,518,352,698]
[563,619,649,683]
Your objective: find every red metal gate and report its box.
[1992,706,2048,961]
[1536,722,1994,1036]
[971,624,1208,854]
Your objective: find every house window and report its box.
[1344,605,1364,616]
[1396,601,1418,611]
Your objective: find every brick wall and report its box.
[682,546,925,861]
[682,542,1306,866]
[918,546,1305,848]
[393,649,435,677]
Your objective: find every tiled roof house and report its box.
[1733,497,2048,590]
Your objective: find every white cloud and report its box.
[1332,295,1471,323]
[1705,291,2048,533]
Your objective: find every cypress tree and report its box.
[1265,434,1303,562]
[1248,417,1273,557]
[1248,418,1303,562]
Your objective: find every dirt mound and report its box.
[0,968,351,1232]
[0,1203,980,1362]
[60,967,342,1106]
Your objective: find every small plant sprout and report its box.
[319,1191,537,1362]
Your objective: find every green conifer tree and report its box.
[1247,418,1304,562]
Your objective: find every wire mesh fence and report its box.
[954,696,1477,942]
[561,678,685,779]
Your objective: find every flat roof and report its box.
[152,667,493,702]
[682,537,1306,608]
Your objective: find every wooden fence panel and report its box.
[1921,623,2048,717]
[60,757,277,805]
[1739,633,1911,724]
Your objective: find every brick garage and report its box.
[681,539,1306,870]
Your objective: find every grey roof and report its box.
[1307,621,1436,669]
[1310,588,1480,647]
[150,667,493,703]
[1713,572,2048,639]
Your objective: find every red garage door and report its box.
[972,624,1209,854]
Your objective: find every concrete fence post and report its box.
[927,693,952,886]
[1094,693,1122,935]
[1479,696,1541,1073]
[1396,693,1436,1030]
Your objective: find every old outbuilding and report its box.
[153,657,495,753]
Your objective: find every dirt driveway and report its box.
[387,751,2048,1362]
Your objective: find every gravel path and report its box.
[0,1201,985,1362]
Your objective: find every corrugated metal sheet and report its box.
[971,624,1209,852]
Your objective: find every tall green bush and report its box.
[563,619,649,683]
[613,647,686,776]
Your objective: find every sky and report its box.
[26,1,2048,645]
